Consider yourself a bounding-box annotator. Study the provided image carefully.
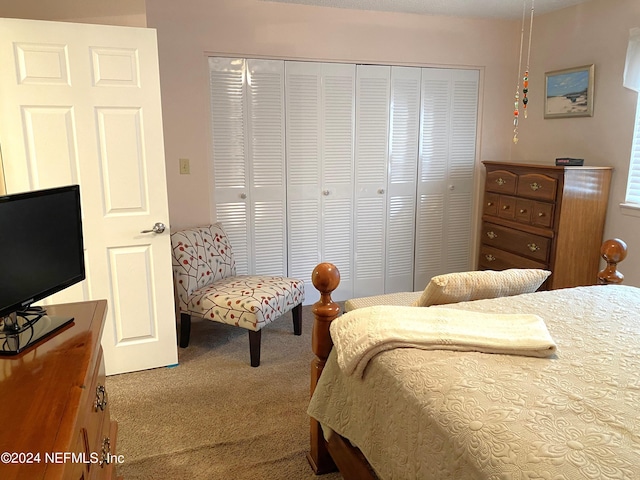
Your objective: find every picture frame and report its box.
[544,64,594,118]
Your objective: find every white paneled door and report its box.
[0,18,178,375]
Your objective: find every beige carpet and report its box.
[106,306,343,480]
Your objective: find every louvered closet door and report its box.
[414,68,479,290]
[386,66,422,293]
[286,61,355,304]
[209,58,286,275]
[353,65,390,298]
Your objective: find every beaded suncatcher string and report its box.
[513,0,535,144]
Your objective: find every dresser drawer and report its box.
[483,192,499,216]
[84,348,109,478]
[478,245,548,270]
[532,202,554,228]
[481,223,550,262]
[486,169,517,194]
[516,173,557,201]
[498,195,516,220]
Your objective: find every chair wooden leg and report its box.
[248,329,262,367]
[292,303,302,336]
[179,313,191,348]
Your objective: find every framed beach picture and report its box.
[544,64,594,118]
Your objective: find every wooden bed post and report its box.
[307,262,341,474]
[597,238,627,285]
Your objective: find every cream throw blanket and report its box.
[330,305,557,377]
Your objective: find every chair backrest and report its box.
[170,223,236,311]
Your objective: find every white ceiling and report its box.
[261,0,594,20]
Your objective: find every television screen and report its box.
[0,185,85,353]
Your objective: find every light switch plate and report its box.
[179,158,190,175]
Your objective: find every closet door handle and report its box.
[378,188,385,194]
[322,190,330,196]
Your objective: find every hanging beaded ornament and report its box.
[513,0,535,144]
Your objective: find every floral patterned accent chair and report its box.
[170,223,305,367]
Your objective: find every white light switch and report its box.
[179,158,190,175]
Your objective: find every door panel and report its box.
[414,68,479,290]
[209,58,287,275]
[353,65,389,297]
[0,18,177,375]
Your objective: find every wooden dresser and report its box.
[0,300,120,480]
[479,161,612,289]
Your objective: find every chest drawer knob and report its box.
[496,178,506,186]
[529,182,541,191]
[502,205,510,210]
[538,212,545,217]
[485,254,496,262]
[519,208,527,214]
[527,243,540,252]
[486,231,498,239]
[95,385,107,412]
[487,201,494,206]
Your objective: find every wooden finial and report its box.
[308,263,341,475]
[597,238,627,285]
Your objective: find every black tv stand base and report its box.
[0,311,74,355]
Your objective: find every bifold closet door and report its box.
[414,68,479,290]
[353,65,390,298]
[352,65,421,297]
[286,61,355,304]
[385,66,422,293]
[209,58,287,275]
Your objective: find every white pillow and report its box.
[413,269,551,307]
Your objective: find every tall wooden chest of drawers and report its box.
[479,161,612,289]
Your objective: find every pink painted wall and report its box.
[4,0,637,284]
[513,0,640,285]
[145,0,519,231]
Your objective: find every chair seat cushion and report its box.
[185,275,304,331]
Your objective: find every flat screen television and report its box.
[0,185,85,354]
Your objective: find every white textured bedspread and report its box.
[307,285,640,480]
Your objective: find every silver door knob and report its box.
[240,193,247,199]
[322,190,330,196]
[378,188,385,194]
[141,222,166,234]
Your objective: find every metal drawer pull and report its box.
[485,254,496,262]
[530,182,541,191]
[538,212,545,217]
[100,437,111,467]
[95,385,107,412]
[486,231,498,239]
[502,205,509,210]
[487,201,494,206]
[496,178,506,186]
[519,208,527,214]
[528,243,540,252]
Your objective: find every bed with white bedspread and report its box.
[308,284,640,479]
